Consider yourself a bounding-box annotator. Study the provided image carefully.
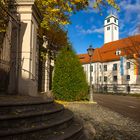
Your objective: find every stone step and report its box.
[0,102,64,120]
[0,95,53,106]
[0,103,64,128]
[1,121,84,140]
[0,96,54,115]
[76,132,89,140]
[0,96,88,140]
[0,109,73,137]
[40,121,83,140]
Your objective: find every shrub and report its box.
[52,46,88,101]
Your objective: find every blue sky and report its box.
[67,0,140,54]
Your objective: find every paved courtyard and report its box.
[64,100,140,140]
[93,93,140,123]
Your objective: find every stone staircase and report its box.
[0,96,87,140]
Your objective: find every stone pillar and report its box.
[16,0,41,96]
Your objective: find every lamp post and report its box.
[87,45,94,102]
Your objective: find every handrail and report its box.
[22,68,36,81]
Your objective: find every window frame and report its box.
[113,63,117,71]
[104,65,107,71]
[91,65,93,72]
[107,26,110,30]
[91,76,93,81]
[104,76,107,82]
[126,62,130,69]
[107,19,110,23]
[99,76,102,82]
[126,75,130,81]
[100,65,102,71]
[113,75,117,82]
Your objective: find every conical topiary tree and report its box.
[52,46,88,101]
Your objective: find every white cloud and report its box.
[119,20,125,30]
[118,0,140,37]
[76,25,103,35]
[128,26,140,36]
[121,0,140,12]
[119,0,140,22]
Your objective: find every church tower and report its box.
[104,14,119,44]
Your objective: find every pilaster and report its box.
[16,0,41,96]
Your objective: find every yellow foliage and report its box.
[35,0,119,30]
[35,0,89,29]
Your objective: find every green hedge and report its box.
[52,46,88,101]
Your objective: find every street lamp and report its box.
[87,45,94,102]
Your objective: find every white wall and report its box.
[104,16,119,44]
[82,58,139,93]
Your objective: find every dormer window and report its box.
[107,19,110,23]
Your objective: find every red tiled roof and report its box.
[78,34,140,64]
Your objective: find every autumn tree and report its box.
[0,0,119,31]
[0,0,10,33]
[0,0,119,39]
[35,0,119,56]
[35,0,119,29]
[119,35,140,66]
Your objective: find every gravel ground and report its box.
[64,103,140,140]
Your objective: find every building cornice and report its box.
[15,0,42,25]
[105,15,118,20]
[104,23,119,27]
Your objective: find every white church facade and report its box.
[78,14,140,94]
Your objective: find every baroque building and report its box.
[78,14,140,94]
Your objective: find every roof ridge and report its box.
[104,34,140,46]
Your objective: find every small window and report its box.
[100,65,102,71]
[107,19,110,23]
[99,76,102,82]
[107,26,110,30]
[126,75,130,81]
[113,63,117,71]
[104,76,107,82]
[91,76,93,81]
[126,62,130,69]
[91,65,93,72]
[114,19,117,23]
[104,65,107,71]
[113,76,117,82]
[115,26,117,30]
